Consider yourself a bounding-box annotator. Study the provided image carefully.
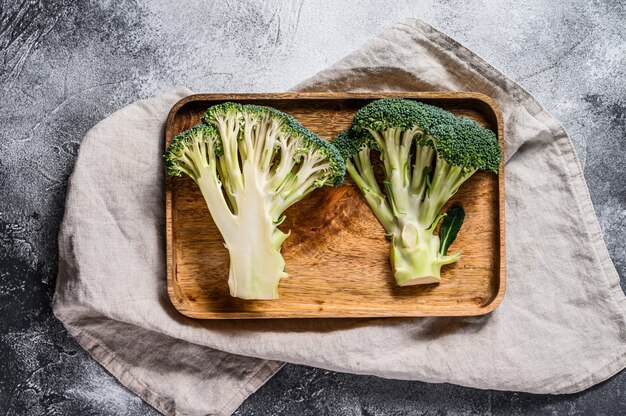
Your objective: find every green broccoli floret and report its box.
[333,98,501,286]
[165,102,345,299]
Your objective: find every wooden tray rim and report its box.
[165,92,506,319]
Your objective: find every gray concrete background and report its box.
[1,0,625,414]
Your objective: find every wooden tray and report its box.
[165,92,505,319]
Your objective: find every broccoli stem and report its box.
[346,144,469,285]
[410,145,435,198]
[225,218,288,300]
[197,160,288,300]
[381,128,410,215]
[346,159,396,232]
[420,156,475,224]
[390,217,461,285]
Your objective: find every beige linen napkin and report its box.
[53,18,626,416]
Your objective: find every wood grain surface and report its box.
[165,92,505,319]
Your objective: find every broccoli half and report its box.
[333,98,501,286]
[165,103,345,299]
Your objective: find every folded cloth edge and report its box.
[60,322,283,416]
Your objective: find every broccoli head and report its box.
[165,102,345,299]
[333,98,501,286]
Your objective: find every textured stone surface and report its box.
[1,0,624,414]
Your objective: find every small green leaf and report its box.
[438,204,465,256]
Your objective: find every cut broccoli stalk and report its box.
[200,160,289,300]
[165,103,345,299]
[333,99,500,285]
[390,226,459,286]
